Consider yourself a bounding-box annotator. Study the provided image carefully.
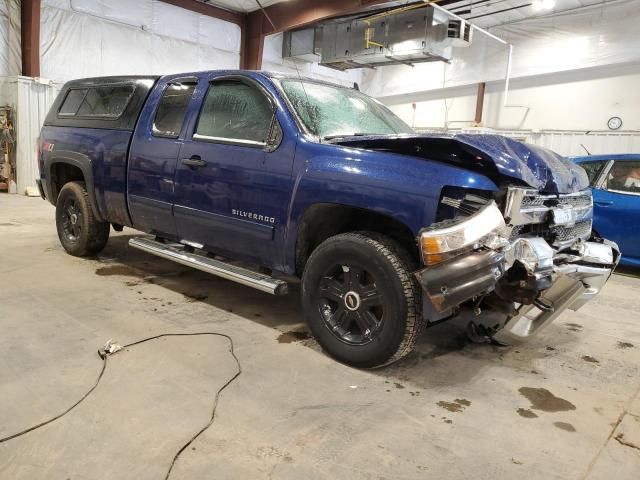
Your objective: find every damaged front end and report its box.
[416,187,619,345]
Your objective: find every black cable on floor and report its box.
[0,332,242,480]
[0,357,109,444]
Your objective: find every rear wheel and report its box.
[55,181,110,256]
[302,232,421,368]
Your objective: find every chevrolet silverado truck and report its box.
[37,70,619,368]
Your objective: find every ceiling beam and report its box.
[159,0,245,26]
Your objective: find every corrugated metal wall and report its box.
[420,127,640,157]
[520,131,640,157]
[0,76,60,194]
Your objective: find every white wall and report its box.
[385,62,640,132]
[40,0,242,83]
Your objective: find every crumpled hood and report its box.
[331,133,589,194]
[451,134,589,193]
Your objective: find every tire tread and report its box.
[304,231,422,368]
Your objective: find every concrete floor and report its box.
[1,193,639,480]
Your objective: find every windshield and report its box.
[281,79,414,139]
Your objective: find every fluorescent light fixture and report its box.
[532,0,556,11]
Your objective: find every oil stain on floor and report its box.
[582,355,600,363]
[518,387,576,412]
[517,408,538,419]
[95,265,141,277]
[437,398,472,413]
[553,421,576,432]
[277,330,310,343]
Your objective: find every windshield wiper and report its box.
[323,133,380,141]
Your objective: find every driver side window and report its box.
[195,80,273,145]
[607,161,640,194]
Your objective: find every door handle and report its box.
[181,156,207,168]
[594,201,613,207]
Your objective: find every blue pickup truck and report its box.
[38,70,619,368]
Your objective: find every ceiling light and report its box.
[532,0,556,11]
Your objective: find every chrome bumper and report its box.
[493,238,618,344]
[416,237,619,344]
[491,262,613,344]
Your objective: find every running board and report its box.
[128,237,288,296]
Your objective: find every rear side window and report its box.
[153,81,196,138]
[195,81,273,144]
[59,89,87,115]
[580,160,607,186]
[59,85,134,118]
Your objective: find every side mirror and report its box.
[265,115,283,153]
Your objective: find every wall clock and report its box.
[607,116,623,130]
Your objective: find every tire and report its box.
[55,181,110,257]
[301,231,422,368]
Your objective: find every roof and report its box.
[157,70,353,89]
[61,70,351,91]
[571,154,640,163]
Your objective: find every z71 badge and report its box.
[232,209,275,224]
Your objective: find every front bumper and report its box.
[416,235,619,344]
[491,259,614,344]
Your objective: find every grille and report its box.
[508,225,525,241]
[521,191,592,210]
[507,188,593,247]
[557,194,592,209]
[549,219,593,242]
[520,195,546,208]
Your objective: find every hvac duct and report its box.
[282,5,473,71]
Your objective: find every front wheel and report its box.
[55,181,110,257]
[301,232,422,368]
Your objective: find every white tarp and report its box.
[361,0,640,99]
[41,0,242,83]
[0,0,21,77]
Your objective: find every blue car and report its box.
[572,154,640,267]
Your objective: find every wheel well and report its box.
[295,203,419,275]
[51,162,84,200]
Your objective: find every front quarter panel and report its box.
[284,139,498,270]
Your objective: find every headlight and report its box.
[420,201,506,266]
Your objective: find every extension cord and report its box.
[0,332,242,480]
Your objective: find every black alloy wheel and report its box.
[61,196,83,242]
[318,263,385,345]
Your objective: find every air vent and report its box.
[447,19,473,47]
